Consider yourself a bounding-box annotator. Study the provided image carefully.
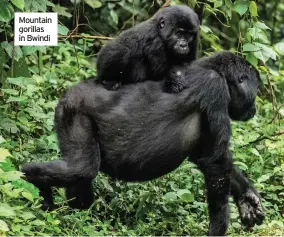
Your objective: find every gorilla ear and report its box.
[159,17,165,29]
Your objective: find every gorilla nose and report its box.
[179,42,187,49]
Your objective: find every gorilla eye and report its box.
[238,76,247,83]
[176,29,185,38]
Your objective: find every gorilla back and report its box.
[23,52,264,236]
[57,80,201,181]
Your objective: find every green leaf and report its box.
[21,212,35,220]
[30,220,45,226]
[0,0,14,22]
[7,77,35,87]
[0,136,5,144]
[0,118,19,134]
[249,1,258,16]
[214,0,222,8]
[243,43,260,52]
[110,10,118,25]
[201,25,213,33]
[11,0,25,10]
[22,46,41,56]
[22,191,34,202]
[0,220,9,232]
[58,24,69,35]
[177,189,194,202]
[234,0,250,16]
[53,4,72,17]
[225,0,233,7]
[6,95,27,103]
[25,0,54,12]
[0,203,15,217]
[2,171,23,181]
[1,89,19,95]
[1,42,23,61]
[85,0,102,9]
[234,161,249,170]
[254,43,278,61]
[250,148,261,157]
[257,174,270,183]
[8,58,30,77]
[255,21,271,30]
[246,53,258,67]
[0,148,12,162]
[100,179,113,192]
[274,42,284,55]
[163,192,177,201]
[248,27,269,43]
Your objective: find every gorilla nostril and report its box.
[179,42,187,49]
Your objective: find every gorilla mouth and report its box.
[174,46,190,57]
[239,110,255,121]
[229,105,256,122]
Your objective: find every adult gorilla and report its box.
[22,51,265,236]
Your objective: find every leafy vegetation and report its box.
[0,0,283,235]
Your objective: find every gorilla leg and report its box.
[65,179,94,209]
[231,166,265,227]
[201,156,232,236]
[22,112,100,209]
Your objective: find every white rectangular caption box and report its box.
[14,13,58,46]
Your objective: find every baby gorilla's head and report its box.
[156,5,200,58]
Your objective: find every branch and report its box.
[161,0,172,8]
[58,35,113,40]
[240,130,284,147]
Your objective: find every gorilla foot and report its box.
[237,189,265,228]
[67,198,93,210]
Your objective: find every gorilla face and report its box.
[171,28,197,56]
[156,5,200,58]
[228,65,260,121]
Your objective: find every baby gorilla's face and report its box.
[156,6,200,59]
[172,28,197,56]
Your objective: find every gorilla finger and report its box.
[241,214,254,228]
[255,216,264,225]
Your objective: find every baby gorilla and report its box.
[96,5,200,93]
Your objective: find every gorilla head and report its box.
[225,54,260,121]
[156,5,200,58]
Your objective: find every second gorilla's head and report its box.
[155,5,200,58]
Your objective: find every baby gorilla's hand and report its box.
[102,80,122,90]
[165,67,186,93]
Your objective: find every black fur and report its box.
[22,51,264,235]
[96,5,200,93]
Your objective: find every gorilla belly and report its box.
[98,112,201,181]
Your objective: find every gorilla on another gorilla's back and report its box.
[22,51,265,236]
[96,5,200,92]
